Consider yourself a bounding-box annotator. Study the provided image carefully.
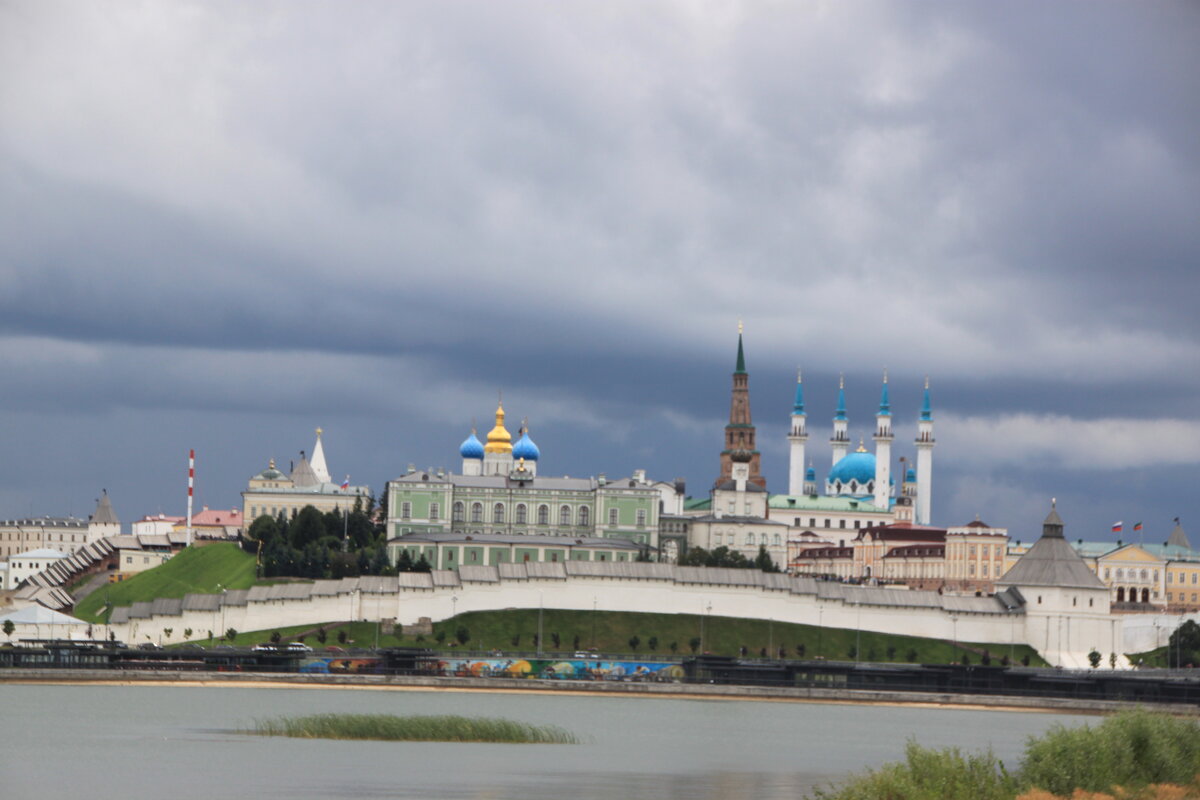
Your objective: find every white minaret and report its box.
[787,369,809,495]
[831,374,849,468]
[915,377,935,525]
[310,428,332,484]
[873,371,894,511]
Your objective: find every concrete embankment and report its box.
[3,668,1197,715]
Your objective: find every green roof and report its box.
[767,494,891,513]
[683,497,711,511]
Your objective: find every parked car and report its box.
[285,642,313,653]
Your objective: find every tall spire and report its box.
[735,321,746,374]
[793,369,805,414]
[835,374,847,421]
[787,368,809,495]
[310,427,331,484]
[921,376,932,421]
[878,369,891,416]
[718,323,764,489]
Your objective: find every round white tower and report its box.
[787,370,809,495]
[872,371,894,511]
[915,377,935,525]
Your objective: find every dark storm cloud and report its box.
[0,1,1197,539]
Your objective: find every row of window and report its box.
[712,532,783,547]
[1167,592,1200,603]
[959,544,1005,559]
[1167,571,1199,585]
[399,500,648,528]
[1103,567,1161,583]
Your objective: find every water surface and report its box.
[0,683,1093,799]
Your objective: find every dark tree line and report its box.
[243,498,397,579]
[678,544,781,572]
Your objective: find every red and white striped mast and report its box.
[186,449,195,547]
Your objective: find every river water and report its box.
[0,683,1093,799]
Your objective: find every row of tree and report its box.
[677,544,781,572]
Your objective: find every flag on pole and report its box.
[1133,522,1143,532]
[1112,521,1123,533]
[341,475,350,490]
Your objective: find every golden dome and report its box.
[484,402,513,453]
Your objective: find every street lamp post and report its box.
[591,596,597,650]
[537,591,544,656]
[855,602,861,664]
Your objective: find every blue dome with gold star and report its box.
[512,429,540,461]
[460,431,484,459]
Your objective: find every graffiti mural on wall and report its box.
[437,658,685,681]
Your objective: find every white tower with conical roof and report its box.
[915,378,935,525]
[310,428,332,484]
[787,370,809,495]
[872,371,893,511]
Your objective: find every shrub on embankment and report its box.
[811,711,1200,800]
[250,713,577,744]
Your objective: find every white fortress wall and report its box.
[101,563,1125,663]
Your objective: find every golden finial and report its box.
[839,372,844,389]
[797,367,802,383]
[1051,497,1057,508]
[738,319,743,335]
[316,427,323,437]
[925,375,930,389]
[882,368,888,384]
[856,437,867,452]
[268,458,275,469]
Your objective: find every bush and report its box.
[1020,711,1200,795]
[812,740,1016,800]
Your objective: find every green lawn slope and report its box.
[211,608,1047,666]
[74,543,258,623]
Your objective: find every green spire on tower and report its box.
[735,321,746,374]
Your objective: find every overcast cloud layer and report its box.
[1,1,1197,543]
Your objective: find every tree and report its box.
[289,506,327,549]
[1088,649,1102,669]
[573,634,580,650]
[886,645,897,661]
[414,554,432,573]
[847,645,857,660]
[981,650,992,666]
[435,629,446,644]
[338,630,348,645]
[511,633,521,647]
[396,549,414,572]
[796,643,806,658]
[550,632,561,649]
[247,515,281,548]
[628,635,640,652]
[225,628,238,643]
[688,636,701,653]
[3,619,14,642]
[906,648,918,663]
[669,641,678,654]
[183,628,193,640]
[270,630,282,644]
[456,627,470,646]
[316,627,328,645]
[754,545,780,573]
[163,628,173,642]
[1110,652,1118,669]
[1170,619,1200,664]
[648,636,658,652]
[960,653,970,666]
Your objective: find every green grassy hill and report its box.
[74,543,258,623]
[204,608,1047,666]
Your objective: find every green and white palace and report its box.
[385,402,664,569]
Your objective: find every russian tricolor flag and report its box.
[1112,521,1124,533]
[341,475,350,490]
[1133,522,1143,532]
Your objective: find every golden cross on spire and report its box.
[315,427,323,437]
[737,319,743,335]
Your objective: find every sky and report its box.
[1,1,1197,545]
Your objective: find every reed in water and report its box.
[251,713,577,744]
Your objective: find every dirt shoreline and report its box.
[5,669,1189,715]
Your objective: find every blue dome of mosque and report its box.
[512,430,540,461]
[805,465,816,481]
[905,467,917,483]
[460,431,484,459]
[828,451,877,486]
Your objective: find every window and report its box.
[516,504,527,524]
[430,502,439,521]
[1106,568,1112,579]
[746,533,755,546]
[453,502,464,523]
[609,508,619,526]
[714,533,722,545]
[579,507,590,527]
[1141,569,1148,582]
[969,563,975,576]
[824,519,831,528]
[550,552,558,562]
[493,503,505,524]
[853,520,861,529]
[471,503,483,523]
[636,509,647,527]
[809,518,816,527]
[559,505,571,526]
[774,534,781,545]
[839,520,846,529]
[969,545,976,557]
[401,501,412,520]
[538,505,550,525]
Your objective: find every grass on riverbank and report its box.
[74,544,259,623]
[811,710,1200,800]
[177,609,1047,666]
[250,713,576,744]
